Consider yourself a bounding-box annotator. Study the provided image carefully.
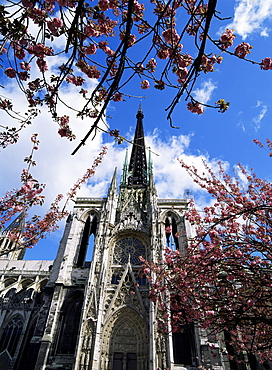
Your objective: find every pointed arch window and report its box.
[77,214,97,267]
[3,288,16,301]
[14,317,37,370]
[56,295,83,355]
[165,215,179,250]
[172,323,195,365]
[0,314,23,357]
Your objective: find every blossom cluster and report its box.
[57,115,75,140]
[143,159,272,362]
[0,0,271,148]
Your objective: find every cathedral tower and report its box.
[69,106,190,370]
[41,106,190,370]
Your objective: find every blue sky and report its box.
[0,0,272,260]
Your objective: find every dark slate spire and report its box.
[127,105,147,187]
[2,212,25,237]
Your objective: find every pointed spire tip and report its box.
[136,102,144,118]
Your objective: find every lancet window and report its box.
[77,214,98,267]
[165,214,179,250]
[56,294,83,355]
[172,323,195,366]
[0,314,23,357]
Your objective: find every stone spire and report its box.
[127,105,147,187]
[0,212,25,259]
[120,149,129,186]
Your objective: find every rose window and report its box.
[113,237,146,265]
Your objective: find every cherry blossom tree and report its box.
[0,1,272,361]
[142,139,272,364]
[0,133,107,255]
[0,0,271,151]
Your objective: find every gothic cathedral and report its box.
[0,108,227,370]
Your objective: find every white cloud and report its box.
[0,76,229,260]
[0,77,109,209]
[145,130,228,202]
[252,101,268,131]
[260,28,269,37]
[0,100,226,214]
[238,121,246,132]
[192,79,217,105]
[227,0,272,38]
[233,164,250,186]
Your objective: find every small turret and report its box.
[120,149,129,186]
[108,167,118,196]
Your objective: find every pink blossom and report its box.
[187,102,204,114]
[133,0,144,18]
[219,29,235,49]
[261,57,272,70]
[112,92,123,102]
[0,100,10,109]
[162,28,180,44]
[14,47,26,60]
[57,0,76,6]
[157,48,170,60]
[85,24,100,37]
[98,41,114,56]
[176,54,193,68]
[28,43,53,58]
[18,71,29,81]
[253,139,264,148]
[146,58,157,72]
[234,42,252,59]
[20,62,31,71]
[22,0,34,7]
[4,68,16,78]
[176,67,188,82]
[136,63,144,73]
[47,17,63,36]
[85,44,97,55]
[66,75,85,86]
[29,8,47,24]
[140,80,150,89]
[36,58,48,72]
[154,79,165,90]
[76,61,101,79]
[58,127,69,137]
[119,32,136,47]
[98,0,109,11]
[206,310,215,316]
[60,115,69,125]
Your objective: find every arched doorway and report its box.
[111,322,137,370]
[101,308,148,370]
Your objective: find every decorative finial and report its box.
[136,101,144,118]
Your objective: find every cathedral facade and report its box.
[0,108,228,370]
